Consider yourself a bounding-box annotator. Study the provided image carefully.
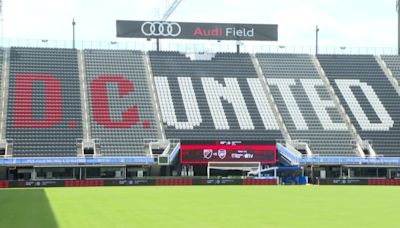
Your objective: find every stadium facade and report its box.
[0,47,399,183]
[0,21,400,186]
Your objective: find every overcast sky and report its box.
[2,0,398,49]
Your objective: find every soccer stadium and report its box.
[1,0,400,227]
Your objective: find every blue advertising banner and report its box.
[0,157,154,166]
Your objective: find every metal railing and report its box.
[1,38,398,55]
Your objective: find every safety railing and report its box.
[0,38,397,55]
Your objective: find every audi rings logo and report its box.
[141,21,181,37]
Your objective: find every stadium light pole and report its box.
[315,25,319,55]
[236,40,241,53]
[397,0,400,55]
[72,18,76,49]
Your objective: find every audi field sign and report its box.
[117,20,278,41]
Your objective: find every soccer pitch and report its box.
[0,186,399,228]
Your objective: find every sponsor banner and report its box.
[64,180,104,187]
[116,20,278,41]
[8,180,64,188]
[105,179,154,186]
[2,178,279,188]
[0,180,9,188]
[192,178,242,185]
[180,140,276,164]
[4,178,400,187]
[318,178,368,185]
[155,179,192,185]
[368,179,400,185]
[242,178,277,185]
[300,157,400,165]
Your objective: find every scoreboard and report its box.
[180,140,276,164]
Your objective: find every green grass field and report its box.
[0,186,399,228]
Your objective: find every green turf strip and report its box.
[0,186,399,228]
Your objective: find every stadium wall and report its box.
[0,178,278,188]
[2,178,400,188]
[1,47,400,182]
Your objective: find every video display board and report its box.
[180,140,276,164]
